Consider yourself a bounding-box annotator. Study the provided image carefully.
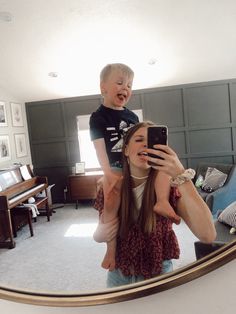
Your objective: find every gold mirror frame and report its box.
[0,239,235,307]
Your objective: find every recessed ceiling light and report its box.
[148,58,157,65]
[0,12,13,22]
[48,72,58,78]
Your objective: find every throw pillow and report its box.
[201,167,227,192]
[218,201,236,228]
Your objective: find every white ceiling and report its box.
[0,0,236,103]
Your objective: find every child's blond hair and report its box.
[100,63,134,83]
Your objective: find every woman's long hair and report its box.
[119,121,158,237]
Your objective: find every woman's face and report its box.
[125,126,151,173]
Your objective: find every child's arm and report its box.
[93,138,111,175]
[93,138,122,200]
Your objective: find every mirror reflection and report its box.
[92,121,216,288]
[1,122,235,292]
[0,198,235,292]
[0,0,236,298]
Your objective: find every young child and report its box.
[89,63,180,271]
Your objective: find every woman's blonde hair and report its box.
[119,121,158,237]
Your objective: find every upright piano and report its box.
[0,165,49,248]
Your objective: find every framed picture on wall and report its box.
[10,102,24,127]
[0,135,11,162]
[14,133,27,158]
[0,101,8,126]
[75,162,85,174]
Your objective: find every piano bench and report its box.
[34,196,51,221]
[11,207,34,237]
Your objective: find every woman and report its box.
[94,121,216,287]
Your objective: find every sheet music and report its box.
[20,165,32,180]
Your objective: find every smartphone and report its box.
[147,125,168,165]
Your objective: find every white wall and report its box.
[0,259,235,314]
[0,87,32,169]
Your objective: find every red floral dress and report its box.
[94,187,180,279]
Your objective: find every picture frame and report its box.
[14,133,27,158]
[0,101,8,126]
[75,162,85,174]
[10,102,24,127]
[0,135,11,162]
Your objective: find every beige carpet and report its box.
[0,203,197,293]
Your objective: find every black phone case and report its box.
[147,126,168,164]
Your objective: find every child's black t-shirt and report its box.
[89,105,139,169]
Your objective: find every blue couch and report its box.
[194,162,236,218]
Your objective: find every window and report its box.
[77,115,100,170]
[77,109,143,170]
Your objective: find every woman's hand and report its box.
[93,217,119,243]
[146,144,185,178]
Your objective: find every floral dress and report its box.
[94,185,180,279]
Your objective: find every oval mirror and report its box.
[0,239,235,306]
[0,201,235,294]
[0,0,236,308]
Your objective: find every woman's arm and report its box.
[175,181,216,243]
[146,144,216,243]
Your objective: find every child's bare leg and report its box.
[101,204,117,270]
[101,172,122,270]
[101,239,116,271]
[154,171,181,224]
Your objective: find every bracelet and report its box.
[170,168,196,187]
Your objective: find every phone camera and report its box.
[162,128,166,134]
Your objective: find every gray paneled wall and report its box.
[26,78,236,202]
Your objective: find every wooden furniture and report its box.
[0,165,50,248]
[11,206,34,237]
[10,195,50,238]
[32,195,50,221]
[68,171,103,209]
